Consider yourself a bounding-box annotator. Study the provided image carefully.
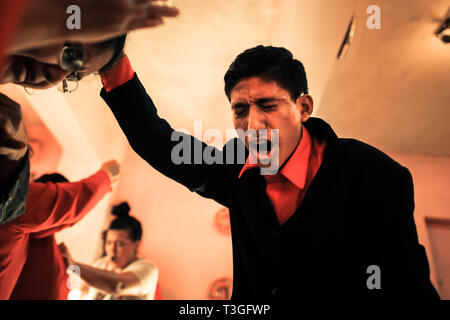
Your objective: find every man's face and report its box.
[230,77,313,169]
[2,43,114,89]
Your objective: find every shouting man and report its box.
[98,45,439,299]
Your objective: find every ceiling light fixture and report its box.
[337,16,356,60]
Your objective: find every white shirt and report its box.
[85,256,159,300]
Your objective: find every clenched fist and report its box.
[101,159,121,184]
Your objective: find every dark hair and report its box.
[224,45,308,102]
[108,201,142,242]
[98,34,127,73]
[34,173,69,183]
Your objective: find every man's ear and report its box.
[135,240,142,252]
[296,94,314,123]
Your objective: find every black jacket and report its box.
[101,74,439,299]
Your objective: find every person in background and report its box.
[0,32,128,226]
[0,0,179,225]
[0,160,120,299]
[59,202,159,300]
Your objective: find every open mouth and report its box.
[249,139,272,154]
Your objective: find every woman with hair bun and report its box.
[59,201,159,300]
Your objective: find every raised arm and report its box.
[4,161,119,233]
[100,56,237,207]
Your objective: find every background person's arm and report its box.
[8,0,179,53]
[71,261,142,296]
[4,160,119,233]
[59,244,147,297]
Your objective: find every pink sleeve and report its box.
[5,169,111,234]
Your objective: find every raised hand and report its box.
[9,0,180,53]
[101,159,121,184]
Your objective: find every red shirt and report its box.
[239,126,327,225]
[10,236,67,300]
[0,169,111,299]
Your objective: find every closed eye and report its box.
[235,110,248,118]
[261,104,276,110]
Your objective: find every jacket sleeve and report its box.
[373,166,440,299]
[100,74,232,207]
[4,169,111,234]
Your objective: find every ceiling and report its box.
[316,0,450,156]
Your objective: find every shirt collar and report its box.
[238,126,313,190]
[278,126,312,189]
[237,152,259,179]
